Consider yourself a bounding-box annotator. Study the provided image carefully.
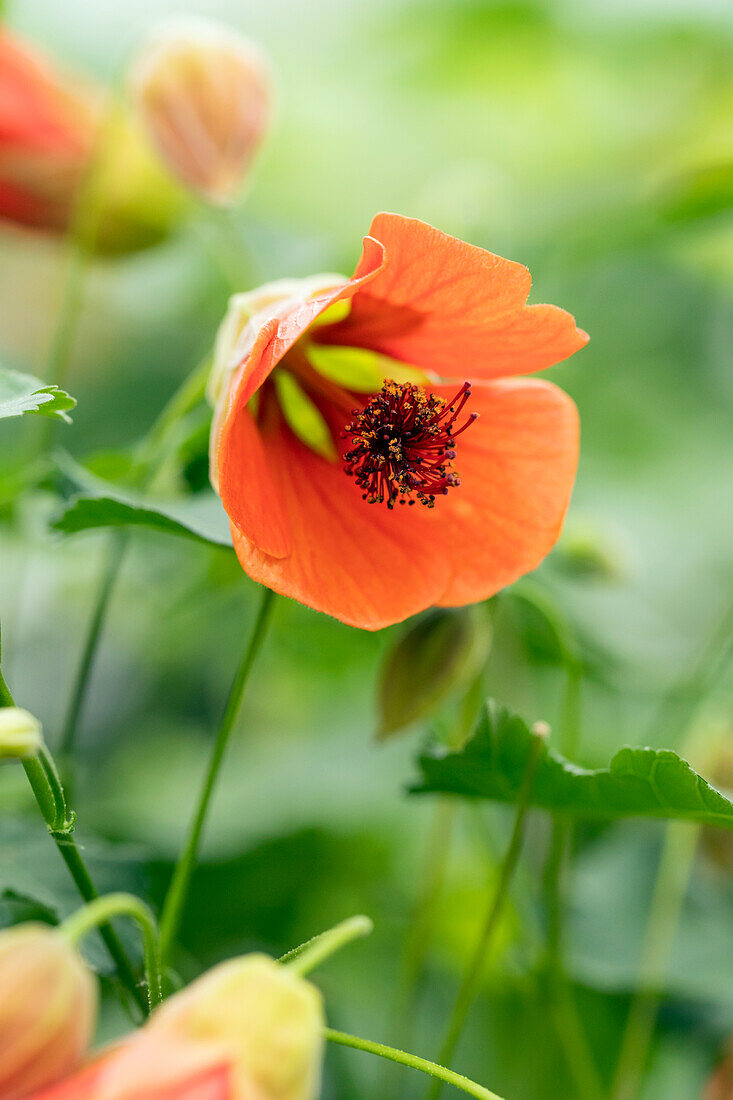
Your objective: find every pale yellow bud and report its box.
[156,954,324,1100]
[130,20,273,204]
[102,954,325,1100]
[0,924,97,1099]
[0,707,43,759]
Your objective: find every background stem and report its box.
[426,732,544,1100]
[159,587,276,963]
[326,1029,506,1100]
[610,821,699,1100]
[0,654,146,1015]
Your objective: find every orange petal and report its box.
[320,212,588,379]
[215,239,386,556]
[229,403,451,630]
[28,1061,232,1100]
[432,378,580,605]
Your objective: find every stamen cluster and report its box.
[342,380,478,509]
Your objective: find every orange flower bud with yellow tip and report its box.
[0,923,97,1100]
[95,954,324,1100]
[130,20,272,205]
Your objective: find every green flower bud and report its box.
[378,607,492,739]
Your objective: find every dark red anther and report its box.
[342,380,478,509]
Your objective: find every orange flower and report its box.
[210,213,588,629]
[0,924,97,1100]
[28,953,324,1100]
[0,28,97,230]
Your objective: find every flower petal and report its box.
[215,238,386,557]
[320,212,588,379]
[432,377,580,605]
[229,403,451,630]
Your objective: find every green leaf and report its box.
[51,451,233,548]
[0,367,76,423]
[411,699,733,828]
[53,494,233,548]
[378,608,491,739]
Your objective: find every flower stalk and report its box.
[60,893,163,1011]
[59,356,211,760]
[427,729,545,1100]
[159,586,276,963]
[281,914,374,975]
[0,645,147,1016]
[325,1029,506,1100]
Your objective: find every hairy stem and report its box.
[326,1029,505,1100]
[426,732,544,1100]
[281,915,374,975]
[159,587,276,963]
[60,892,163,1010]
[0,652,146,1014]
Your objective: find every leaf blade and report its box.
[0,367,76,422]
[411,700,733,828]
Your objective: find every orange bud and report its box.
[0,29,98,231]
[130,20,273,205]
[0,924,97,1099]
[99,954,324,1100]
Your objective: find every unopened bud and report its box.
[0,924,97,1099]
[554,518,629,583]
[378,607,492,738]
[0,707,43,759]
[130,20,273,204]
[101,955,323,1100]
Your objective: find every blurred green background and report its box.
[1,0,733,1097]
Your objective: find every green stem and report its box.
[541,664,604,1100]
[60,893,163,1010]
[325,1029,506,1100]
[609,822,699,1100]
[52,834,148,1016]
[159,587,276,963]
[543,816,605,1100]
[0,649,147,1015]
[282,915,373,975]
[0,665,14,707]
[59,357,211,760]
[426,732,544,1100]
[59,532,127,759]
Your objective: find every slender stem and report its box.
[60,893,163,1010]
[159,587,276,962]
[0,665,13,707]
[0,651,147,1015]
[59,532,127,759]
[542,664,604,1100]
[426,733,544,1100]
[52,833,148,1016]
[59,357,211,760]
[384,798,456,1100]
[282,915,373,975]
[325,1029,506,1100]
[543,817,605,1100]
[609,822,699,1100]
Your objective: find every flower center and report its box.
[342,381,478,509]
